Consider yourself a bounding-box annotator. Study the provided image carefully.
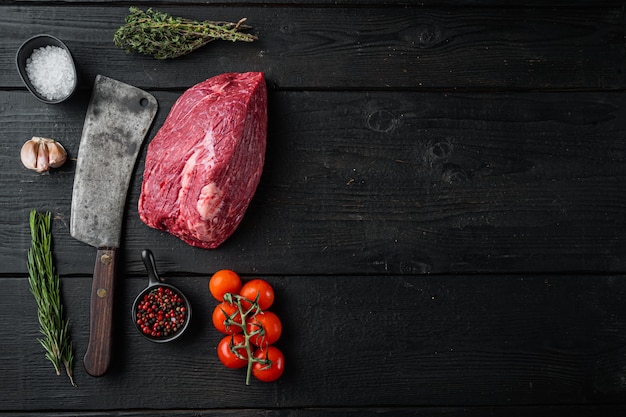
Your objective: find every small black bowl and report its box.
[16,34,77,104]
[132,249,192,343]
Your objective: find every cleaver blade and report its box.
[70,75,157,377]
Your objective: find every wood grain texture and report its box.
[1,90,625,276]
[2,1,626,415]
[0,5,623,90]
[6,0,624,6]
[83,248,117,377]
[3,407,626,417]
[2,274,626,410]
[3,408,626,417]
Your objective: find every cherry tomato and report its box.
[240,279,275,311]
[209,269,242,302]
[252,346,285,382]
[212,301,242,334]
[246,311,282,347]
[217,334,248,368]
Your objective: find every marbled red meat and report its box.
[138,72,267,249]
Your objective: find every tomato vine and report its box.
[221,292,270,385]
[209,271,284,384]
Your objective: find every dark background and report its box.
[2,1,626,416]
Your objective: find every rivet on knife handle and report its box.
[83,248,117,377]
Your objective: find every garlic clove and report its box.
[47,140,67,168]
[36,139,49,172]
[20,136,67,172]
[20,139,40,171]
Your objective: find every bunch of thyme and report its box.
[113,7,258,59]
[27,210,75,386]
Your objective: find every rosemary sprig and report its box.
[113,7,258,59]
[27,210,76,387]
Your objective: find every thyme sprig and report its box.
[27,210,76,386]
[113,7,258,59]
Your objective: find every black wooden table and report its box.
[2,0,626,415]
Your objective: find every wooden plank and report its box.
[2,274,626,410]
[0,5,623,90]
[7,0,625,7]
[1,90,625,276]
[3,406,626,417]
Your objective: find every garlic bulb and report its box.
[20,136,67,172]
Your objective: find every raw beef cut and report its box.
[138,72,267,249]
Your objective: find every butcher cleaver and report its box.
[70,75,158,377]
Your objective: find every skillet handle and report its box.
[142,248,162,286]
[83,247,117,377]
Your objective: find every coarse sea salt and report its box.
[25,45,75,101]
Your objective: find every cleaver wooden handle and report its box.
[84,247,117,377]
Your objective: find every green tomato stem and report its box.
[223,292,271,385]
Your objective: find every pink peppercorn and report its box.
[135,286,188,339]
